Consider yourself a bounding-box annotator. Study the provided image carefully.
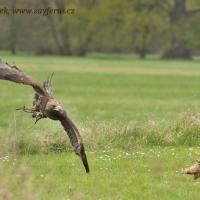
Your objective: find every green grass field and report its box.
[1,52,200,199]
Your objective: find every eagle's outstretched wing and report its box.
[43,73,54,97]
[60,112,90,173]
[0,61,90,173]
[0,61,48,97]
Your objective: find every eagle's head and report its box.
[46,99,65,120]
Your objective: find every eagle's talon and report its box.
[0,61,89,173]
[34,113,45,124]
[16,106,34,113]
[34,117,42,124]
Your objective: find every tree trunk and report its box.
[137,25,149,59]
[10,0,17,55]
[11,46,16,55]
[139,50,146,59]
[162,40,191,59]
[42,0,72,55]
[162,0,192,59]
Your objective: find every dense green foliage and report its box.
[0,0,200,58]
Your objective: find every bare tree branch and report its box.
[55,0,65,9]
[187,8,200,17]
[55,0,65,21]
[139,0,172,13]
[41,0,65,54]
[154,0,172,13]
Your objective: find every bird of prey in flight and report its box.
[0,61,89,173]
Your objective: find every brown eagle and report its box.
[0,61,89,173]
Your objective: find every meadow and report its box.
[0,52,200,199]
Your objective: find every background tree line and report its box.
[0,0,200,59]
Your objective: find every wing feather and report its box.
[60,113,90,173]
[0,61,48,97]
[43,73,54,97]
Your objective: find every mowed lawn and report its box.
[0,52,200,199]
[1,147,200,200]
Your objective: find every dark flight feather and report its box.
[60,113,89,173]
[0,61,48,97]
[43,73,54,97]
